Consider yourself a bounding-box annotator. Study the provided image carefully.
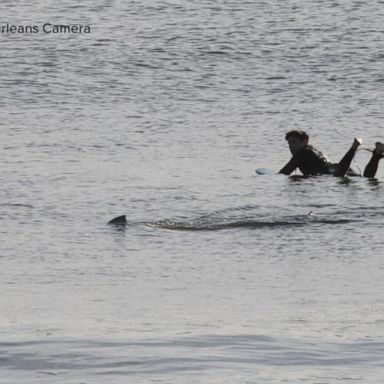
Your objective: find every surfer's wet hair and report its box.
[285,130,309,142]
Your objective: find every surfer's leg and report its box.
[363,142,384,178]
[333,138,362,177]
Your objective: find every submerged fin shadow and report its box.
[152,217,355,232]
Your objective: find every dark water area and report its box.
[1,335,384,383]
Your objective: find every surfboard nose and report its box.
[108,215,127,225]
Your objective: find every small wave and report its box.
[0,203,34,208]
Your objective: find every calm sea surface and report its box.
[1,1,384,383]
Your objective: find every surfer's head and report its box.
[285,130,309,155]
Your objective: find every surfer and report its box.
[279,130,384,177]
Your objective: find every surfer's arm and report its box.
[279,156,299,175]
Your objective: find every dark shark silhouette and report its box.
[108,215,127,226]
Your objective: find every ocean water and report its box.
[1,1,384,383]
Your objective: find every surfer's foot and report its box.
[374,142,384,157]
[352,137,363,150]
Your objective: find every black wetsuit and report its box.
[280,143,382,178]
[279,145,332,176]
